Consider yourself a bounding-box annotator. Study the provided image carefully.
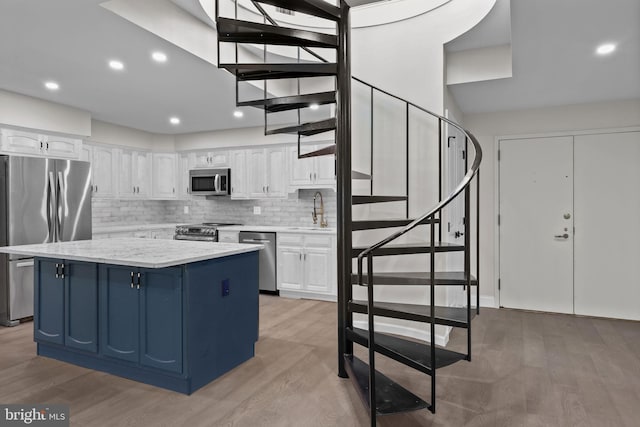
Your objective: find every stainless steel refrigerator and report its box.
[0,155,92,326]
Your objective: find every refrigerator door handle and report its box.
[57,171,65,240]
[48,171,57,242]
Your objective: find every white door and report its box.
[314,147,336,186]
[152,153,177,199]
[277,247,304,290]
[44,135,80,158]
[247,149,266,198]
[93,146,117,198]
[304,247,332,293]
[1,129,42,155]
[135,152,151,197]
[229,150,247,199]
[289,146,315,187]
[119,149,135,197]
[266,147,287,197]
[499,136,574,313]
[574,131,640,320]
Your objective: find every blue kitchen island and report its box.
[0,238,262,394]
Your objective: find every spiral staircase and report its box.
[215,1,482,425]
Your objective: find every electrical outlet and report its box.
[253,206,261,215]
[183,205,189,214]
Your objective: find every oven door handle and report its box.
[214,174,221,193]
[241,239,271,244]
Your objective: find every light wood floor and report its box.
[1,296,639,427]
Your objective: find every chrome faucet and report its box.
[312,191,328,228]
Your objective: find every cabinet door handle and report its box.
[46,142,49,151]
[136,272,141,289]
[314,173,317,181]
[299,253,301,260]
[96,185,98,192]
[60,263,65,279]
[303,253,306,261]
[40,141,44,150]
[173,187,175,193]
[55,263,60,279]
[266,185,269,193]
[130,271,134,289]
[310,173,312,180]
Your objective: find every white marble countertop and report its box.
[217,225,336,234]
[0,238,263,269]
[93,223,180,235]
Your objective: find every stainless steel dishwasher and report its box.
[239,231,277,293]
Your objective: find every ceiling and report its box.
[1,0,638,134]
[0,0,267,134]
[447,0,640,114]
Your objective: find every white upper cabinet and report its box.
[85,143,118,198]
[192,150,228,168]
[118,148,151,198]
[0,128,82,159]
[246,146,288,199]
[42,135,82,159]
[177,152,193,200]
[229,150,248,199]
[152,153,178,199]
[288,145,335,190]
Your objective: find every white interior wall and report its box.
[0,89,91,136]
[464,97,640,304]
[89,119,175,150]
[174,126,298,150]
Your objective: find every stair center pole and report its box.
[337,0,353,378]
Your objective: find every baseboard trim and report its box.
[352,320,451,347]
[480,295,496,308]
[278,290,337,302]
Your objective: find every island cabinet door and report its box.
[34,258,65,345]
[65,261,98,353]
[139,267,183,374]
[99,265,140,363]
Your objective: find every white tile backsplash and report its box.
[91,190,336,228]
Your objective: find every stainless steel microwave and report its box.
[189,168,231,196]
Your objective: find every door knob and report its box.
[564,213,571,219]
[554,233,569,239]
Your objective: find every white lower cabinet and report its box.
[277,233,336,299]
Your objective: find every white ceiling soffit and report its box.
[448,0,640,114]
[444,0,512,85]
[101,0,218,65]
[0,0,270,134]
[221,0,450,30]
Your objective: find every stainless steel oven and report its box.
[189,168,230,196]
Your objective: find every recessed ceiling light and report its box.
[169,117,181,125]
[309,103,319,110]
[109,60,125,71]
[151,51,167,63]
[44,81,60,91]
[233,110,244,118]
[596,43,616,55]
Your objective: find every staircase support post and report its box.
[337,0,353,378]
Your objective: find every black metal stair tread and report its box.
[347,327,467,374]
[255,0,341,22]
[299,145,335,158]
[219,63,337,80]
[266,117,336,136]
[352,195,408,205]
[351,170,372,180]
[352,217,439,231]
[349,300,475,328]
[351,271,478,286]
[351,241,464,257]
[237,91,336,113]
[343,355,430,415]
[217,18,338,48]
